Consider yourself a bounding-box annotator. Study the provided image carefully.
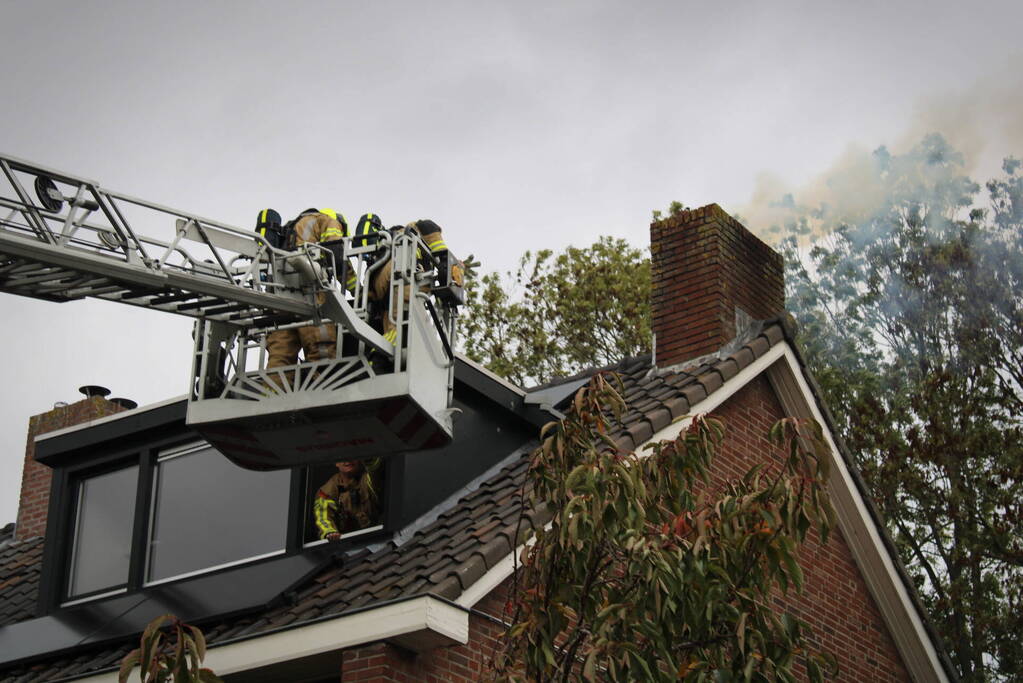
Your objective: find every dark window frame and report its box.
[62,459,141,604]
[37,426,393,616]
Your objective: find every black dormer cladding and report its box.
[1,358,545,671]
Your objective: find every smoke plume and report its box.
[739,64,1023,243]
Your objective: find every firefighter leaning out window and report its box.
[313,460,381,541]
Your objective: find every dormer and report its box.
[0,357,548,670]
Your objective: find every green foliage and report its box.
[119,614,223,683]
[651,200,690,222]
[775,134,1023,681]
[491,373,837,681]
[461,237,650,386]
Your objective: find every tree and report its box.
[775,134,1023,681]
[491,373,837,681]
[119,614,223,683]
[651,200,690,222]
[461,237,650,387]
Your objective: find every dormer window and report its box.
[44,424,391,612]
[67,464,139,600]
[145,442,290,584]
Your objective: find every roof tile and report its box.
[453,556,488,591]
[647,407,672,434]
[747,336,771,358]
[731,346,755,370]
[763,323,784,346]
[626,420,653,446]
[715,359,739,382]
[662,396,690,420]
[681,383,708,406]
[698,371,723,395]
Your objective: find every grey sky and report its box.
[2,0,1021,522]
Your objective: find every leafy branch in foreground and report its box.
[491,373,837,682]
[119,614,223,683]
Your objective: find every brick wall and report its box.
[708,375,910,680]
[650,204,784,368]
[15,397,126,541]
[340,578,512,681]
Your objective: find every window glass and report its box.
[147,443,289,583]
[68,465,139,597]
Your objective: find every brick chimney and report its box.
[650,204,784,369]
[15,397,126,541]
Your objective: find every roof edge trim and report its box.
[454,353,526,398]
[61,595,468,682]
[765,345,949,682]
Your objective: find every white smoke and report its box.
[739,63,1023,243]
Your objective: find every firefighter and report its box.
[266,208,347,387]
[313,460,380,541]
[352,212,384,251]
[254,208,285,248]
[369,219,465,345]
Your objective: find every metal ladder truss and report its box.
[0,154,325,331]
[0,153,463,469]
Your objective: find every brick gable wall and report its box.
[710,375,910,680]
[337,376,912,681]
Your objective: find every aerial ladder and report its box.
[0,154,465,470]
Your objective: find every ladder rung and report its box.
[176,297,223,312]
[149,291,201,306]
[249,314,302,329]
[6,268,75,287]
[203,302,252,317]
[44,278,109,297]
[2,262,60,278]
[77,284,134,298]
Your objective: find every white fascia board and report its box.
[764,346,948,683]
[67,595,468,682]
[455,342,947,682]
[455,352,526,398]
[458,548,517,609]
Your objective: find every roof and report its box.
[0,537,43,630]
[0,318,953,681]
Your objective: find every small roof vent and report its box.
[110,397,138,410]
[78,385,110,398]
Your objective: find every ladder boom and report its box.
[0,154,336,333]
[0,153,466,470]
